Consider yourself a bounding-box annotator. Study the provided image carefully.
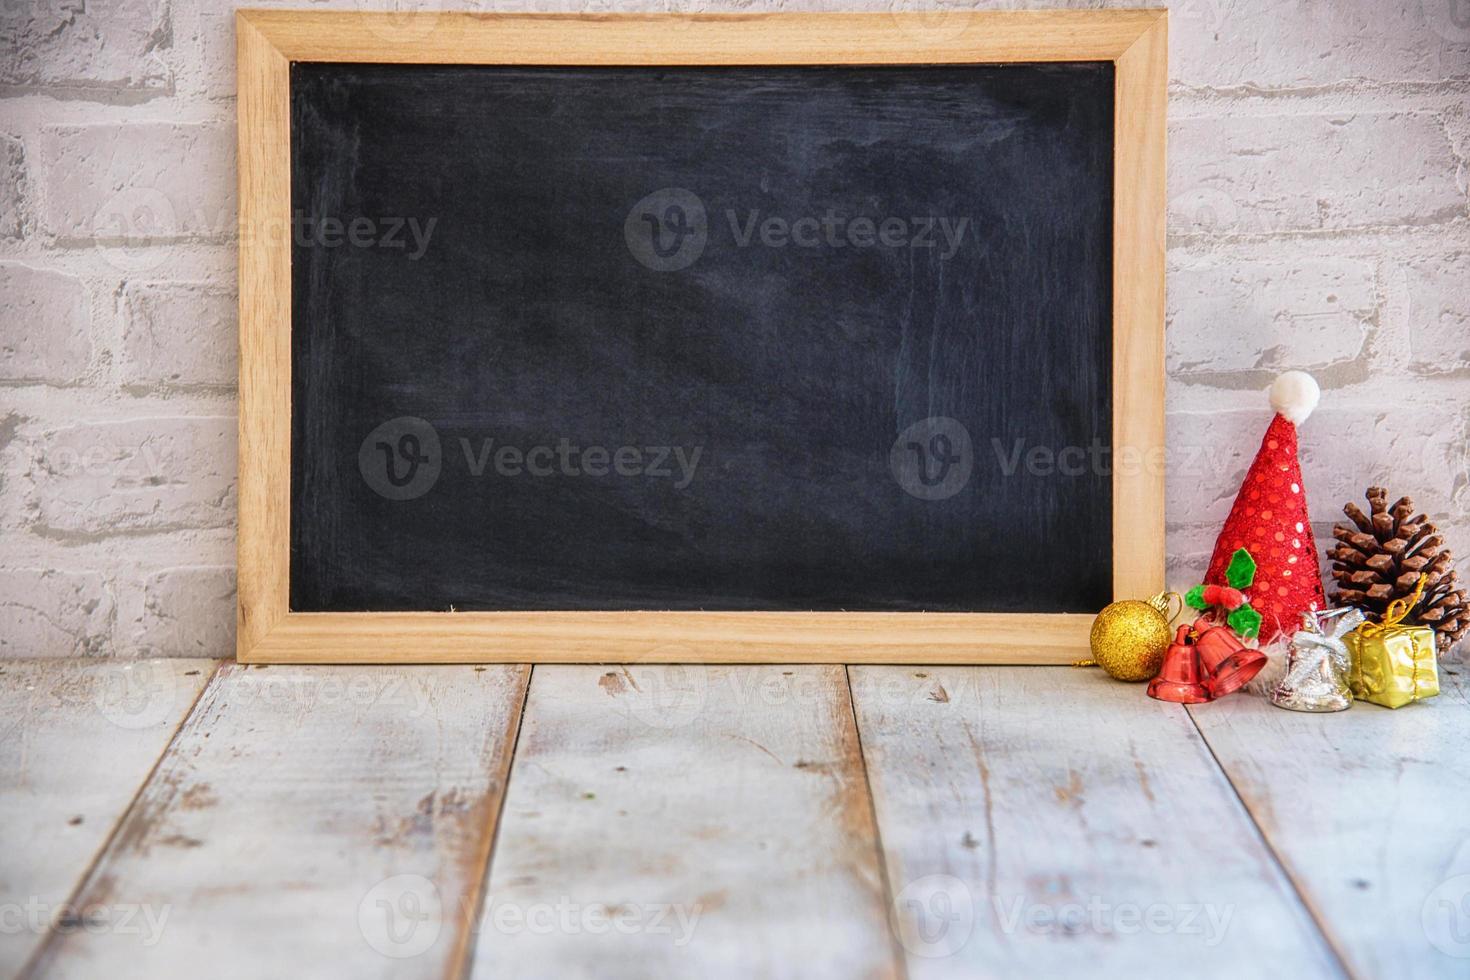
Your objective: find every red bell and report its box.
[1147,625,1212,704]
[1191,616,1267,698]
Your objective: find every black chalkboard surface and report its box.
[289,62,1114,614]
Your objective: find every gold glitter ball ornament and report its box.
[1085,594,1179,682]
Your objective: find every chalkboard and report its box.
[288,61,1115,615]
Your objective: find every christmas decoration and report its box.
[1328,487,1467,657]
[1145,615,1267,703]
[1147,625,1211,703]
[1202,371,1325,644]
[1191,616,1267,698]
[1345,576,1440,709]
[1186,548,1263,639]
[1269,607,1364,712]
[1082,593,1180,681]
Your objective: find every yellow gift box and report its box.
[1344,576,1440,709]
[1345,624,1438,709]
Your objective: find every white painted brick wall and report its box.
[128,565,236,657]
[40,124,236,244]
[0,263,91,382]
[0,0,172,96]
[1166,254,1377,382]
[0,135,26,240]
[1169,112,1464,234]
[121,282,238,389]
[0,569,114,657]
[22,417,236,536]
[1170,0,1470,89]
[1402,252,1470,372]
[0,0,1466,658]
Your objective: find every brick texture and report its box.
[1171,0,1470,89]
[23,418,236,536]
[0,570,114,657]
[40,123,235,243]
[0,135,26,240]
[1402,252,1470,374]
[0,263,91,383]
[129,565,236,657]
[121,281,237,388]
[0,0,171,95]
[1167,256,1377,382]
[1169,112,1464,235]
[0,0,1468,657]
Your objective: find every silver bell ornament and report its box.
[1269,607,1365,712]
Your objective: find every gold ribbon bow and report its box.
[1357,575,1427,637]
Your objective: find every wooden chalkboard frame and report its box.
[236,9,1167,664]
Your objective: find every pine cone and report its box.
[1328,487,1468,657]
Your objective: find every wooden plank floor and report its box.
[5,660,1468,978]
[850,666,1339,978]
[0,660,215,974]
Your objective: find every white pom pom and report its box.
[1269,371,1320,425]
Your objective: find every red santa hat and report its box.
[1203,372,1326,644]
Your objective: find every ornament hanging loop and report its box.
[1145,591,1183,626]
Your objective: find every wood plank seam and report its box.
[14,659,226,980]
[467,664,899,975]
[1181,704,1355,979]
[842,665,912,980]
[851,666,1341,975]
[449,663,535,980]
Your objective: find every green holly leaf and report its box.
[1228,603,1262,639]
[1225,549,1257,590]
[1185,585,1209,610]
